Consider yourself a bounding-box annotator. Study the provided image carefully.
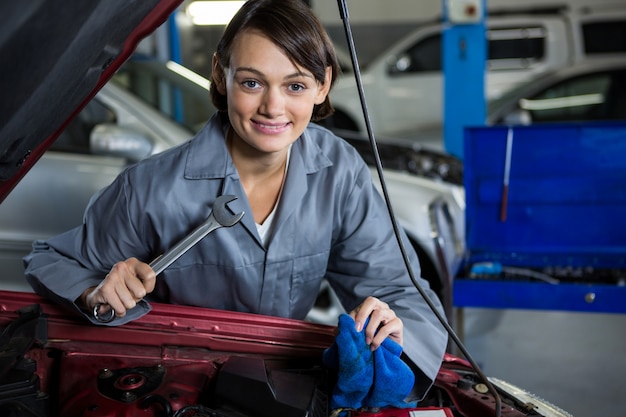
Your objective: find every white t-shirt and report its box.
[256,145,291,246]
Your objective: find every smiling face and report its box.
[213,29,331,156]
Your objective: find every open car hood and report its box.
[0,0,183,203]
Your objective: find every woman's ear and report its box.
[212,53,227,95]
[314,66,333,105]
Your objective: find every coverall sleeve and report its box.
[23,175,152,325]
[324,162,449,398]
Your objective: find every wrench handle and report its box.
[94,212,222,323]
[149,213,220,275]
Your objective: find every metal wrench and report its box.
[93,194,244,323]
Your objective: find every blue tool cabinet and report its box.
[454,122,626,313]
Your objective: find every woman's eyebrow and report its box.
[234,66,262,76]
[235,66,314,80]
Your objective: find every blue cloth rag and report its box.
[322,313,417,411]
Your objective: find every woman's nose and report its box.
[259,87,285,117]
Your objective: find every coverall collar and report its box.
[182,112,334,246]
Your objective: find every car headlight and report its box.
[489,377,573,417]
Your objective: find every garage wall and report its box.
[312,0,623,24]
[174,0,622,78]
[312,0,442,23]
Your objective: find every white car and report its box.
[487,57,626,126]
[390,56,626,150]
[0,58,466,323]
[325,5,626,137]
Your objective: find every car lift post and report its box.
[442,0,487,159]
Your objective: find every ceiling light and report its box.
[186,1,246,26]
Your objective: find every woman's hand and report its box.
[78,257,156,319]
[349,296,404,350]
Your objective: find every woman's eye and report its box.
[243,80,259,89]
[289,83,305,92]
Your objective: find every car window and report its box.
[389,26,547,76]
[518,70,626,122]
[487,27,546,70]
[111,60,214,133]
[51,99,116,154]
[390,34,441,74]
[583,20,626,54]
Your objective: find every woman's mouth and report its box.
[252,120,291,134]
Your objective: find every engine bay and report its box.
[0,296,566,417]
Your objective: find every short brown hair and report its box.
[210,0,340,122]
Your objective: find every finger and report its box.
[123,271,149,302]
[350,296,379,332]
[360,299,390,335]
[98,261,138,316]
[369,317,404,350]
[96,280,129,317]
[363,306,385,342]
[116,281,141,311]
[363,305,393,344]
[115,258,156,302]
[136,262,157,293]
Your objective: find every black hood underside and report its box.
[0,0,180,199]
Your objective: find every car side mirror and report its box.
[503,108,532,125]
[387,53,412,74]
[90,124,153,162]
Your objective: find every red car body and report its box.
[0,290,564,417]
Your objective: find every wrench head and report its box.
[213,195,245,227]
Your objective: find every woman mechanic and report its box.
[24,0,447,399]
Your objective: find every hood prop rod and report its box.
[335,1,502,416]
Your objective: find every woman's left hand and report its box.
[349,296,404,350]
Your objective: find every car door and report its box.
[379,27,444,134]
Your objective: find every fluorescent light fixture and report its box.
[165,61,211,89]
[186,1,246,26]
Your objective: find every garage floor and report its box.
[458,308,626,417]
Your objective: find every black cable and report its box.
[140,394,173,416]
[173,405,228,417]
[335,1,502,416]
